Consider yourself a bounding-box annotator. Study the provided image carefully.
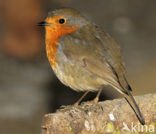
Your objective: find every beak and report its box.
[37,21,51,26]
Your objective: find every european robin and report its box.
[38,8,145,125]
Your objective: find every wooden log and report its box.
[41,94,156,134]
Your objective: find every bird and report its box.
[38,7,145,125]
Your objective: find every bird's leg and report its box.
[93,88,103,103]
[74,91,89,106]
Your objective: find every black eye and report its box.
[59,18,65,24]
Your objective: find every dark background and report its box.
[0,0,156,134]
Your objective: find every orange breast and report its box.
[45,17,77,69]
[46,38,58,69]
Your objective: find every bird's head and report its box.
[38,8,89,40]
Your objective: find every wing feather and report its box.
[60,24,131,93]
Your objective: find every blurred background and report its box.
[0,0,156,134]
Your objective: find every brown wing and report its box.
[60,24,131,93]
[92,25,132,91]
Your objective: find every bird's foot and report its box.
[73,91,89,107]
[93,97,99,104]
[74,102,79,107]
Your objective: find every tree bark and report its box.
[41,94,156,134]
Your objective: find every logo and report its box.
[122,122,155,133]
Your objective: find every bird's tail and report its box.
[124,90,145,125]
